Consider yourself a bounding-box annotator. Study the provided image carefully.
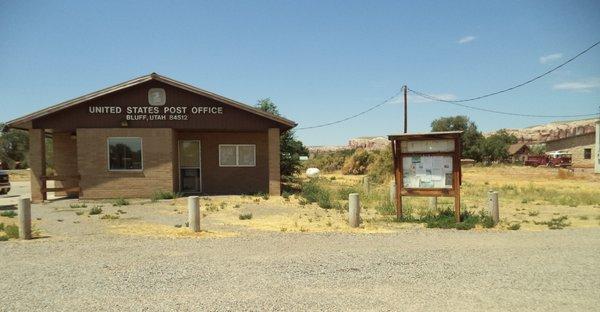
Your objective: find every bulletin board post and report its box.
[389,131,462,222]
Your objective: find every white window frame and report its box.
[107,137,144,171]
[219,144,256,167]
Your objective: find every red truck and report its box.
[525,151,572,168]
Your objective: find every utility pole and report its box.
[403,85,408,133]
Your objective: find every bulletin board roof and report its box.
[388,131,462,141]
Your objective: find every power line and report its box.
[296,88,405,130]
[410,89,599,118]
[296,40,600,129]
[408,39,600,103]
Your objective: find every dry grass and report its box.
[7,169,29,182]
[109,221,237,238]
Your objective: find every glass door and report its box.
[179,140,202,193]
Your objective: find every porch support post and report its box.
[29,128,46,203]
[267,128,281,196]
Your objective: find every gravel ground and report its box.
[1,227,599,311]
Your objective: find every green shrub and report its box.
[100,214,119,220]
[4,224,19,239]
[337,186,360,200]
[282,191,290,199]
[112,198,130,206]
[239,212,253,220]
[0,210,17,218]
[151,190,181,201]
[0,234,8,241]
[341,148,373,175]
[0,222,4,231]
[75,211,84,216]
[304,149,354,172]
[507,222,521,230]
[528,210,539,217]
[89,206,103,215]
[301,179,334,209]
[367,147,393,184]
[69,203,87,208]
[375,201,396,215]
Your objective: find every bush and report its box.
[151,190,181,201]
[282,191,290,200]
[239,212,253,220]
[0,210,17,218]
[0,234,8,241]
[341,149,373,175]
[301,179,334,209]
[367,148,393,184]
[507,222,521,230]
[397,208,495,230]
[4,224,19,239]
[113,198,130,206]
[89,206,103,215]
[304,149,354,172]
[0,222,3,231]
[100,214,119,220]
[69,203,87,208]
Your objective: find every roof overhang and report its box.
[4,73,297,131]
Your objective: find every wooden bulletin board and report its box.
[388,131,462,222]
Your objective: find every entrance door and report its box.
[179,140,202,193]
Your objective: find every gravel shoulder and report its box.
[1,227,599,311]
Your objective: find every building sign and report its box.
[87,88,224,121]
[88,105,223,121]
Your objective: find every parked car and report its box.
[0,170,10,195]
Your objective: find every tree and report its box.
[256,98,308,177]
[430,116,484,161]
[482,129,518,162]
[0,123,29,168]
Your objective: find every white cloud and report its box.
[553,77,600,92]
[408,93,457,103]
[539,53,563,64]
[458,36,476,44]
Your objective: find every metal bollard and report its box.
[18,197,32,239]
[488,191,499,225]
[188,196,201,232]
[389,182,396,207]
[349,193,360,228]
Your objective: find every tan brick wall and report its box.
[52,132,79,196]
[29,129,46,203]
[566,144,595,168]
[76,128,174,199]
[268,128,281,196]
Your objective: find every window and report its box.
[219,144,256,167]
[108,137,142,170]
[584,148,592,160]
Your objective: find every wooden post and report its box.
[348,193,360,228]
[453,135,461,222]
[362,176,370,193]
[488,191,499,225]
[188,196,200,232]
[395,141,404,220]
[18,197,32,239]
[403,85,408,133]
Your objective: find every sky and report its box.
[1,0,599,146]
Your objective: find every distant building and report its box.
[507,143,531,163]
[545,132,596,168]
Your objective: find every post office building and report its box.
[5,73,296,203]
